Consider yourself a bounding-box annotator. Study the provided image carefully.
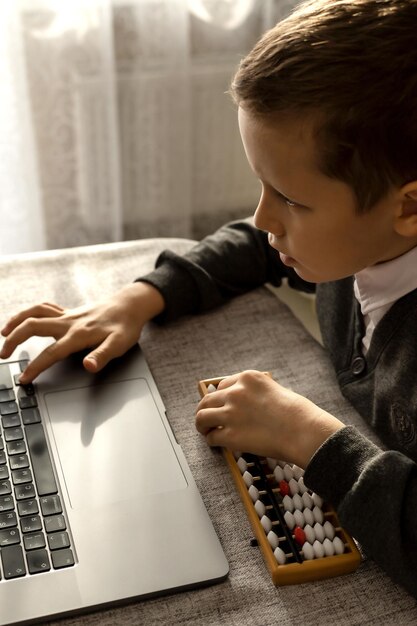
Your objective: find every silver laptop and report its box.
[0,337,228,625]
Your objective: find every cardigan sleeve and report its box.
[304,425,417,598]
[137,219,314,322]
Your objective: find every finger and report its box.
[197,389,225,411]
[83,333,134,373]
[2,303,65,336]
[195,407,227,436]
[19,334,91,383]
[0,318,68,359]
[216,374,239,391]
[204,426,229,448]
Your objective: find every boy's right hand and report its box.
[0,282,165,383]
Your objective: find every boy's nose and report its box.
[253,197,285,237]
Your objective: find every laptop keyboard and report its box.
[0,360,75,580]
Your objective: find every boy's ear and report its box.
[395,182,417,237]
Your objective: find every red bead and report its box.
[279,480,290,497]
[294,526,306,546]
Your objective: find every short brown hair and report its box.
[230,0,417,211]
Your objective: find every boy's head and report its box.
[231,0,417,213]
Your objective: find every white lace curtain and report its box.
[0,0,297,255]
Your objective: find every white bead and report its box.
[248,485,259,502]
[293,509,305,528]
[333,536,345,555]
[292,465,304,480]
[313,522,325,543]
[260,515,272,533]
[302,542,315,560]
[292,494,303,511]
[254,499,266,518]
[267,530,279,550]
[312,492,324,508]
[304,524,315,544]
[312,505,324,524]
[302,492,313,510]
[274,546,286,564]
[237,457,248,473]
[277,460,287,468]
[298,477,308,494]
[282,495,294,512]
[313,540,325,559]
[266,458,278,470]
[242,471,254,488]
[303,508,314,527]
[284,464,294,481]
[207,384,217,393]
[274,465,285,483]
[289,478,299,495]
[323,538,335,556]
[284,510,295,530]
[323,521,335,540]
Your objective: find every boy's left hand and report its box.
[195,370,344,468]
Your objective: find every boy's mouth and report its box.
[279,252,297,267]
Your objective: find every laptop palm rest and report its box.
[45,379,187,510]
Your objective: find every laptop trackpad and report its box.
[45,379,187,509]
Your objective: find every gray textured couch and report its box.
[1,238,416,625]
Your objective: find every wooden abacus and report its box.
[198,375,361,585]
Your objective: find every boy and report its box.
[2,0,417,598]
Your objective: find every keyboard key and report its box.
[15,483,36,500]
[0,466,9,480]
[1,545,26,578]
[21,515,42,533]
[0,495,14,512]
[0,450,6,464]
[0,401,18,416]
[51,548,74,569]
[0,511,17,528]
[12,468,33,485]
[40,495,62,516]
[2,414,21,429]
[48,531,70,551]
[21,407,41,425]
[7,440,26,455]
[0,365,13,391]
[17,389,37,410]
[0,437,3,451]
[0,480,12,496]
[27,549,51,575]
[4,427,24,442]
[10,454,29,470]
[0,528,20,547]
[44,514,66,533]
[24,532,45,551]
[25,423,57,496]
[17,499,39,516]
[0,389,15,402]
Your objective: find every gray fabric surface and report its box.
[1,239,416,625]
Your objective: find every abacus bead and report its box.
[284,510,295,530]
[302,492,313,509]
[260,515,272,533]
[313,540,325,558]
[304,524,315,544]
[292,493,303,511]
[266,458,278,470]
[279,480,290,497]
[302,542,315,560]
[314,522,325,543]
[292,465,304,480]
[323,538,335,556]
[323,520,335,540]
[242,471,254,487]
[274,546,286,565]
[282,495,294,512]
[207,384,217,392]
[283,465,294,481]
[237,457,248,473]
[293,509,305,528]
[248,485,259,502]
[289,478,299,495]
[267,530,279,550]
[254,499,266,518]
[312,505,324,524]
[303,508,315,527]
[274,466,285,483]
[333,536,345,555]
[298,477,308,494]
[294,526,306,546]
[312,492,324,507]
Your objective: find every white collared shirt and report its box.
[354,246,417,353]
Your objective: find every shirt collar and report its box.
[354,246,417,316]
